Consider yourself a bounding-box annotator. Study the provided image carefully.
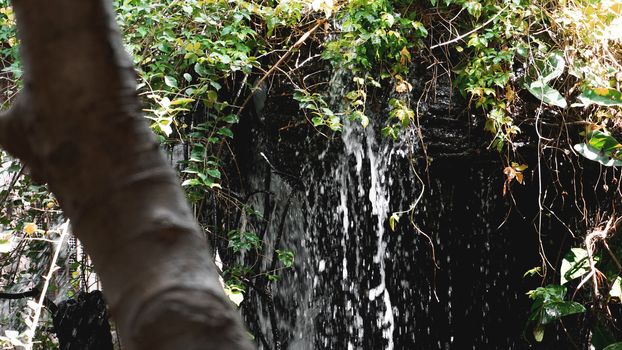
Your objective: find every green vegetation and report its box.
[0,0,621,348]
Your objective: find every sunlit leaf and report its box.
[224,285,244,306]
[527,80,567,108]
[577,87,622,107]
[560,248,597,285]
[609,276,622,299]
[361,114,369,128]
[533,325,544,342]
[523,266,542,278]
[158,118,173,137]
[512,162,528,171]
[389,213,400,232]
[181,178,202,187]
[540,51,565,83]
[206,168,221,179]
[169,98,195,106]
[541,301,585,324]
[0,233,14,253]
[588,130,622,155]
[574,143,622,166]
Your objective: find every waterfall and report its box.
[233,66,584,349]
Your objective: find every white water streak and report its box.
[342,122,394,350]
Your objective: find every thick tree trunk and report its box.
[0,1,253,349]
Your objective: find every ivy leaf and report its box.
[311,116,324,127]
[218,127,234,138]
[527,80,567,108]
[194,62,208,77]
[181,178,202,187]
[577,87,622,107]
[533,325,544,342]
[157,118,173,136]
[541,301,585,324]
[604,342,622,350]
[588,130,622,155]
[527,284,585,341]
[164,75,178,88]
[574,143,622,166]
[540,51,565,83]
[560,248,594,285]
[525,51,565,84]
[222,114,239,124]
[223,284,244,306]
[206,168,221,179]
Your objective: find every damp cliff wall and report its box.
[220,62,595,349]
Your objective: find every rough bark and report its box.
[0,1,253,349]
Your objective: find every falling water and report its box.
[236,65,584,349]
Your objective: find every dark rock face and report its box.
[225,63,598,349]
[53,290,113,350]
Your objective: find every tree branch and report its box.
[0,287,58,315]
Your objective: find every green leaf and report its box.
[311,116,324,127]
[361,114,369,128]
[194,63,208,77]
[222,114,239,124]
[533,325,544,342]
[574,143,622,167]
[541,301,585,324]
[528,284,567,302]
[540,51,565,83]
[218,127,234,138]
[603,342,622,350]
[164,75,178,88]
[183,73,192,82]
[157,118,173,136]
[181,178,202,187]
[210,81,222,91]
[389,213,400,232]
[527,81,567,108]
[276,249,294,268]
[560,248,593,285]
[228,230,262,252]
[592,323,618,350]
[578,88,622,107]
[205,90,218,106]
[588,130,622,155]
[206,168,221,179]
[170,98,195,106]
[523,266,542,278]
